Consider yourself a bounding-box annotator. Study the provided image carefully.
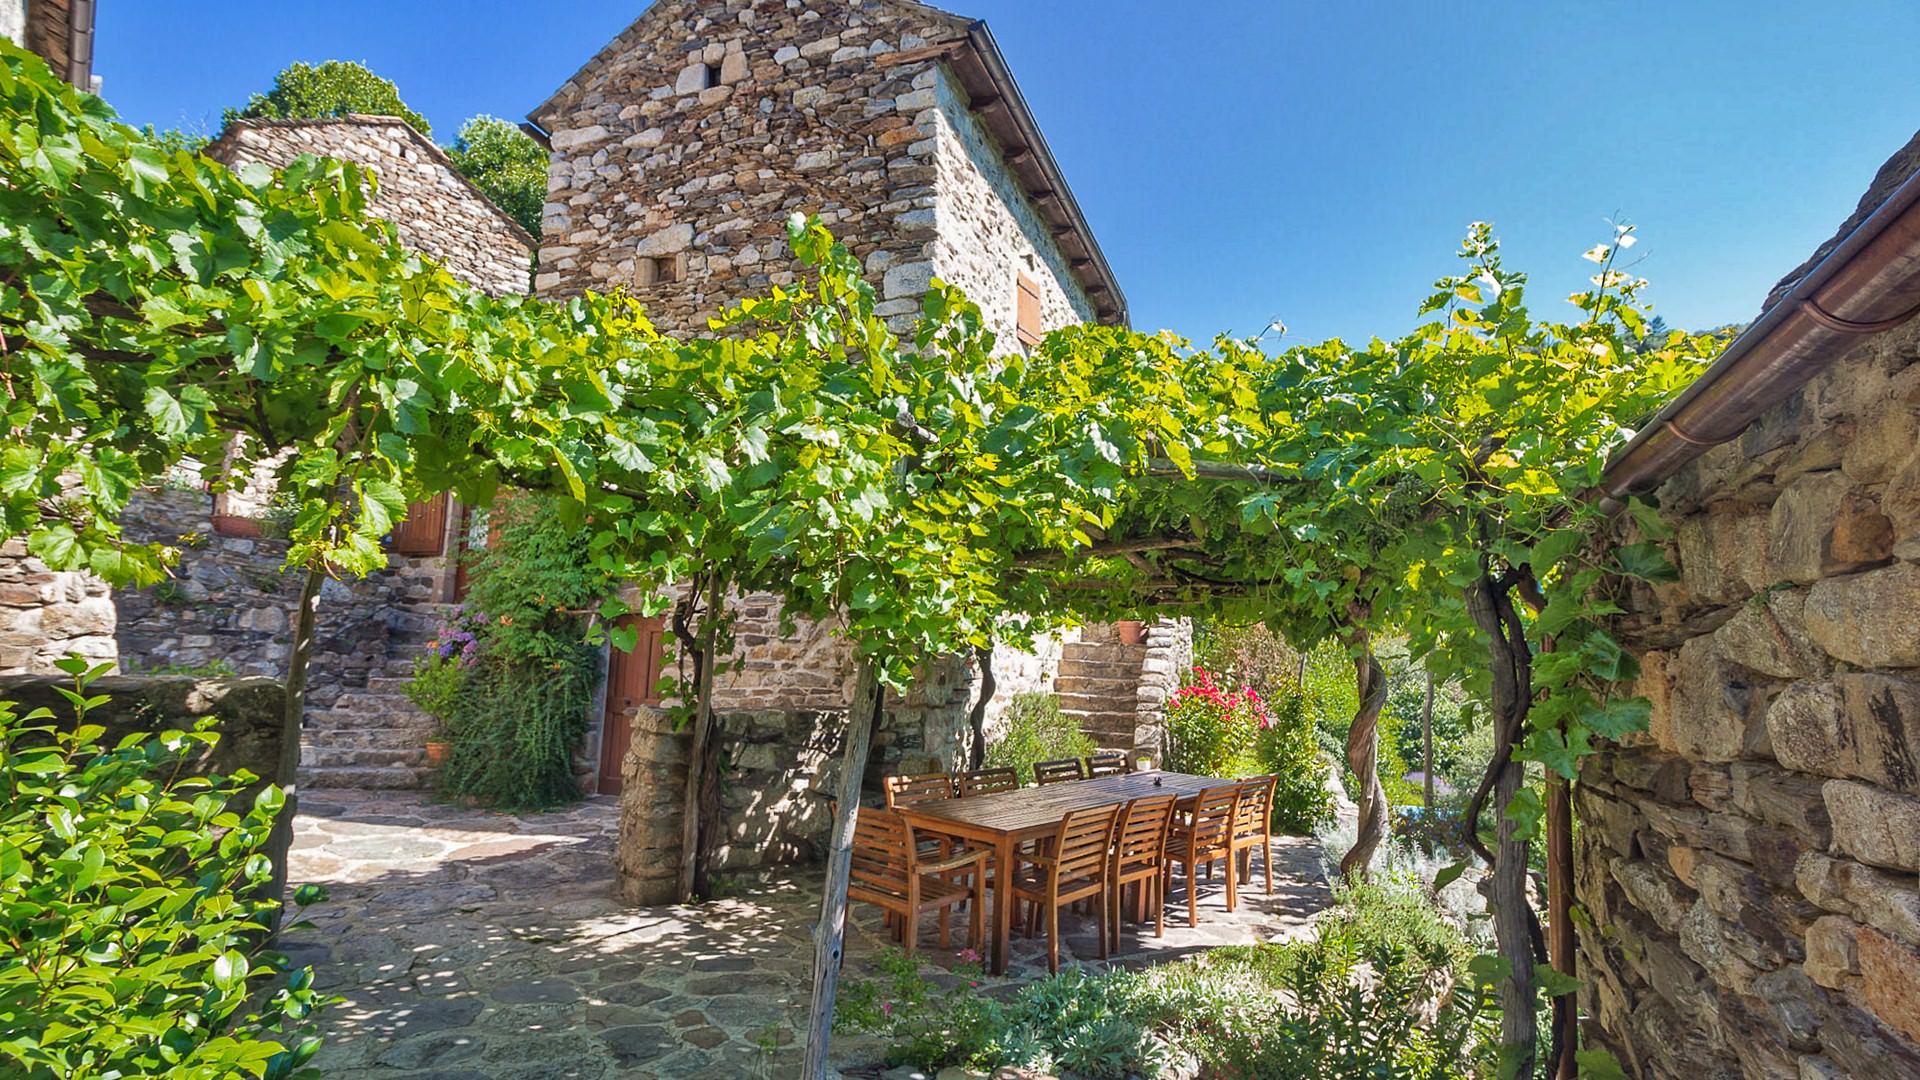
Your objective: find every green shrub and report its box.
[1254,692,1337,834]
[985,693,1094,785]
[0,658,330,1079]
[434,496,615,810]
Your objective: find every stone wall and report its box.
[928,64,1095,345]
[113,486,461,788]
[531,0,970,335]
[0,539,115,675]
[1577,318,1920,1076]
[207,116,534,297]
[610,588,1071,901]
[0,672,286,790]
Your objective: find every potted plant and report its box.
[406,611,479,768]
[1115,620,1149,645]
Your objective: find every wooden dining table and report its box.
[893,770,1229,974]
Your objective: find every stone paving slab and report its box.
[289,791,1333,1079]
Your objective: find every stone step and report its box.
[1060,641,1147,665]
[300,764,428,790]
[319,691,422,715]
[1057,657,1143,680]
[1053,672,1141,695]
[313,724,436,750]
[301,745,428,769]
[1056,691,1138,714]
[365,674,419,694]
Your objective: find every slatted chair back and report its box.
[1234,775,1278,840]
[884,772,955,808]
[848,806,913,901]
[957,767,1018,797]
[1049,802,1124,887]
[1113,794,1177,879]
[1085,750,1129,777]
[1033,758,1086,785]
[1186,783,1242,851]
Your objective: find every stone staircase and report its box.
[298,605,446,790]
[1054,637,1152,753]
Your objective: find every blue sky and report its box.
[96,1,1920,346]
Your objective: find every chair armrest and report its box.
[920,848,989,874]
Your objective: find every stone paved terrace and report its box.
[288,791,1334,1079]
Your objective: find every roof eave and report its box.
[952,21,1127,327]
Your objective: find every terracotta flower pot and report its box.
[1115,620,1148,645]
[425,740,452,767]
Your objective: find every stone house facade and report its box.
[526,0,1124,342]
[528,0,1194,902]
[1577,136,1920,1076]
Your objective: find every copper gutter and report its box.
[1596,165,1920,509]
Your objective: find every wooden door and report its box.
[389,493,450,556]
[598,615,666,796]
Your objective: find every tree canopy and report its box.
[445,115,546,239]
[224,59,431,137]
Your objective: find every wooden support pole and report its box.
[1547,775,1577,1079]
[1422,671,1435,812]
[801,660,884,1079]
[675,575,723,904]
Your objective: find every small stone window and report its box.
[704,62,723,88]
[1016,272,1044,348]
[636,255,683,287]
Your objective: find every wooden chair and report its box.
[883,772,956,807]
[1033,758,1086,785]
[1011,802,1123,973]
[957,767,1018,797]
[1108,793,1177,951]
[847,806,985,956]
[1231,774,1280,895]
[1163,784,1242,927]
[1085,750,1129,777]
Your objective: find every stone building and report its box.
[525,0,1125,342]
[1577,132,1920,1076]
[527,0,1193,902]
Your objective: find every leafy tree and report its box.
[139,123,209,155]
[224,59,430,137]
[446,114,546,239]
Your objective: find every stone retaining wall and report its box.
[1578,317,1920,1076]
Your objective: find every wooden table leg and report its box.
[993,833,1015,975]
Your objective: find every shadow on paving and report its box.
[287,792,1333,1080]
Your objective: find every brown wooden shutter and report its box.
[388,493,450,556]
[1016,273,1044,348]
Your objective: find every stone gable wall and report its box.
[928,65,1095,345]
[212,118,533,297]
[532,0,964,335]
[1578,319,1920,1077]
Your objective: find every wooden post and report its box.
[1547,775,1576,1079]
[675,575,723,904]
[1421,671,1435,812]
[802,660,884,1079]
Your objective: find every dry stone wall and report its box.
[112,487,459,788]
[531,0,970,335]
[928,65,1095,344]
[1578,318,1920,1078]
[208,117,533,297]
[0,539,115,675]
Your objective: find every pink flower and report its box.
[957,948,981,964]
[881,1001,893,1016]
